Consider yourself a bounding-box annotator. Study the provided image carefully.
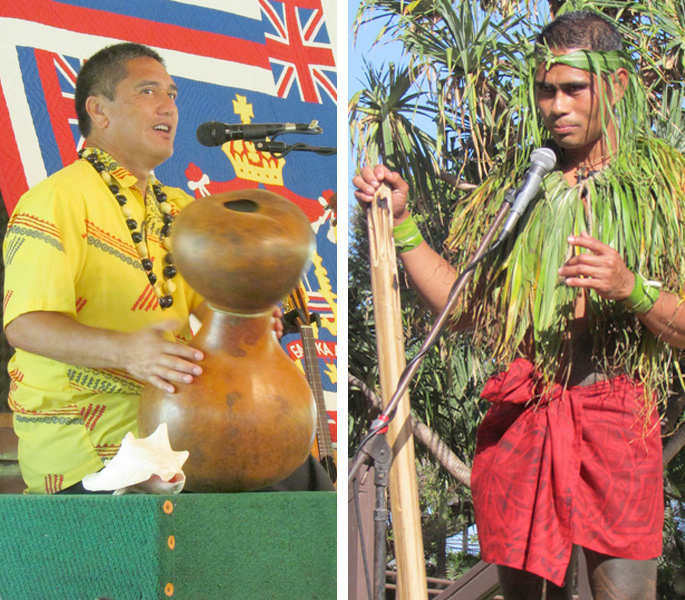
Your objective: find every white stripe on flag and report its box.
[169,0,262,20]
[0,44,47,188]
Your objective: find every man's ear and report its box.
[610,67,629,105]
[85,95,109,130]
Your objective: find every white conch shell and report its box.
[82,423,189,495]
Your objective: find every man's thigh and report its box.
[584,548,656,600]
[497,548,576,600]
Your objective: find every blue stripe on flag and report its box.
[17,47,63,177]
[51,0,265,42]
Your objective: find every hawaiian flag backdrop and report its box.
[0,0,338,454]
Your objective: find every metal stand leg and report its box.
[361,434,392,600]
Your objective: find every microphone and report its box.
[196,121,320,146]
[497,147,558,243]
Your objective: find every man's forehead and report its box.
[124,57,170,75]
[534,62,592,83]
[121,57,176,86]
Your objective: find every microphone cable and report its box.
[252,140,337,157]
[350,221,505,463]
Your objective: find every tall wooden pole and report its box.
[366,183,427,600]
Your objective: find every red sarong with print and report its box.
[472,358,663,587]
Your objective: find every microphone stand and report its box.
[349,189,517,600]
[253,139,336,156]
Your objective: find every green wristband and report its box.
[621,272,661,314]
[393,214,424,253]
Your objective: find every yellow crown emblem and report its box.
[223,140,285,185]
[223,95,285,185]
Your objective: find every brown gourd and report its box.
[138,189,316,492]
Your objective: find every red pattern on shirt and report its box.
[44,473,64,494]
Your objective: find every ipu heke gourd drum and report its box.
[137,189,317,492]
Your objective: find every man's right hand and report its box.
[5,311,204,395]
[120,321,203,394]
[351,164,461,317]
[352,165,411,224]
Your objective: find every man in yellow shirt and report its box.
[4,42,334,495]
[4,43,208,493]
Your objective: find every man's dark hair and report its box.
[75,42,165,137]
[536,10,623,53]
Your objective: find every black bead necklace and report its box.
[78,148,177,309]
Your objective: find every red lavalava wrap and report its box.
[472,358,663,586]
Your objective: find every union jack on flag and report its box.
[261,0,337,103]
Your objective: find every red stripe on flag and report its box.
[283,0,328,7]
[276,65,294,97]
[0,1,269,68]
[301,8,322,40]
[0,82,29,215]
[260,0,286,38]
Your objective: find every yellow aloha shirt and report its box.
[3,149,203,494]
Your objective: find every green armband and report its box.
[621,272,661,314]
[393,214,424,253]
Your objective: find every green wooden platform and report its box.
[0,492,336,600]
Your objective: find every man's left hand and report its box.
[273,306,284,339]
[558,231,634,301]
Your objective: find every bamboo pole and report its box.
[366,182,427,600]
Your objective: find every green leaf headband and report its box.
[536,48,631,74]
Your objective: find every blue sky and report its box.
[348,2,407,97]
[347,2,409,225]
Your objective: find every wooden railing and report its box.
[386,570,458,597]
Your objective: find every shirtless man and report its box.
[353,11,685,600]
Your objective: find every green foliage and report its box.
[348,205,382,450]
[444,140,685,394]
[446,551,481,581]
[417,459,477,578]
[659,495,685,599]
[663,447,685,595]
[349,61,438,212]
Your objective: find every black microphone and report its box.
[497,147,558,243]
[196,121,319,146]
